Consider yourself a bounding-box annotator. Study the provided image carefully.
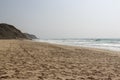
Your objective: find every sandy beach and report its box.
[0,40,120,80]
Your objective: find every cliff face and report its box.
[24,33,38,39]
[0,23,27,39]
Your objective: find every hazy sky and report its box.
[0,0,120,39]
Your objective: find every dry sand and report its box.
[0,40,120,80]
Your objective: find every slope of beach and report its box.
[0,40,120,80]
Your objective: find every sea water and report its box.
[35,38,120,51]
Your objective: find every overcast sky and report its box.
[0,0,120,39]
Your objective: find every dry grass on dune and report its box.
[0,40,120,80]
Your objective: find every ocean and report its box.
[35,38,120,51]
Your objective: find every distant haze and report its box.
[0,0,120,39]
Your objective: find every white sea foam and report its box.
[34,39,120,51]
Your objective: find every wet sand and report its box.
[0,40,120,80]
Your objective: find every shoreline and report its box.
[0,40,120,79]
[35,40,120,54]
[36,39,120,52]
